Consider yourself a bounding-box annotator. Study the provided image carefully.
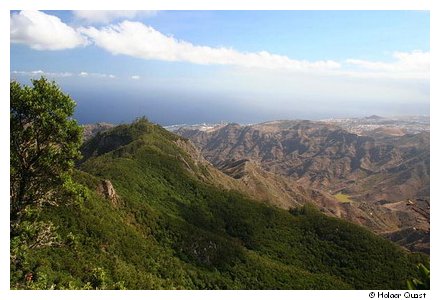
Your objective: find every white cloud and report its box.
[78,21,341,72]
[11,70,115,79]
[345,51,429,79]
[11,70,73,77]
[78,71,116,78]
[131,75,140,80]
[10,10,88,50]
[73,11,157,24]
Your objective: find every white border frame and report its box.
[1,1,436,300]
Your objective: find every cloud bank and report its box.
[11,70,73,77]
[346,51,429,79]
[11,70,115,79]
[10,10,88,50]
[78,21,341,72]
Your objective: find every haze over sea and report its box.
[67,83,429,125]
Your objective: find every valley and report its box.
[174,117,430,254]
[82,116,430,254]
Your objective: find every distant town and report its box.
[321,115,429,136]
[165,115,430,137]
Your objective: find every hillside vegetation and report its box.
[12,117,428,289]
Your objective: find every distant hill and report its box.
[177,120,430,253]
[365,115,384,120]
[12,118,428,289]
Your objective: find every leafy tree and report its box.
[10,78,87,288]
[10,77,83,220]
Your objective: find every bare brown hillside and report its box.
[177,120,430,253]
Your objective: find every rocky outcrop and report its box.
[82,123,115,141]
[97,179,120,207]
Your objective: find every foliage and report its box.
[10,77,83,220]
[407,264,430,290]
[10,78,86,289]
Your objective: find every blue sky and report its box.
[10,10,430,124]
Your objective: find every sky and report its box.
[10,10,430,125]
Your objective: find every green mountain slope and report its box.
[12,118,428,289]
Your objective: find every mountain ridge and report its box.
[21,117,425,289]
[177,119,430,253]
